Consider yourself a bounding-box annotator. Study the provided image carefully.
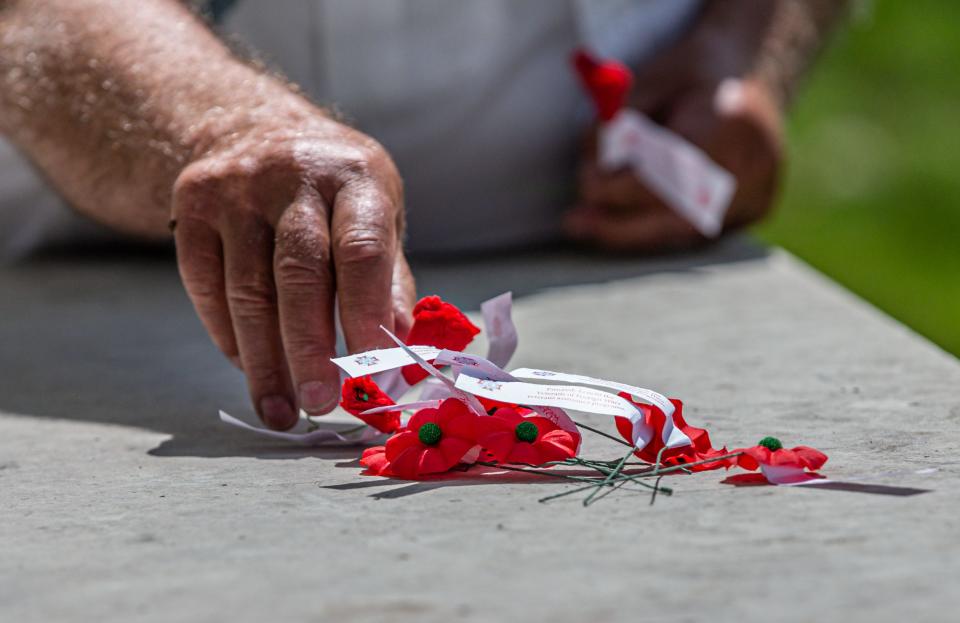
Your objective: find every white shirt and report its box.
[0,0,702,258]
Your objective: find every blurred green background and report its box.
[755,0,960,357]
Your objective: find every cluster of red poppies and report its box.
[357,397,580,479]
[337,294,827,483]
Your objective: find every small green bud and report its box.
[758,436,783,451]
[515,421,539,443]
[418,422,442,445]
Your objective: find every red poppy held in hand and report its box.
[360,398,480,479]
[339,376,401,433]
[571,48,634,122]
[476,407,580,466]
[401,295,481,385]
[615,396,731,471]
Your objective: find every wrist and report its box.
[179,70,330,163]
[685,1,779,92]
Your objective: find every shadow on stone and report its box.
[0,236,767,459]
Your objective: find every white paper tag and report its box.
[599,110,736,237]
[437,353,579,438]
[434,350,516,382]
[481,291,518,369]
[509,367,689,449]
[510,368,672,415]
[417,376,456,402]
[455,375,641,419]
[218,410,384,446]
[372,368,410,401]
[331,345,441,377]
[380,326,488,416]
[360,400,441,417]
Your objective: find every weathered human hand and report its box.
[566,30,785,252]
[172,105,415,430]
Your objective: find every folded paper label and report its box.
[455,375,640,419]
[510,367,690,448]
[511,367,673,415]
[381,326,489,416]
[481,292,518,368]
[331,345,441,377]
[600,109,736,237]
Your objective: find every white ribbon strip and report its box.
[330,292,517,404]
[331,345,441,377]
[416,376,456,401]
[509,367,689,449]
[360,400,442,416]
[434,350,515,382]
[218,410,384,446]
[481,291,518,369]
[454,375,649,447]
[380,325,488,416]
[436,352,579,439]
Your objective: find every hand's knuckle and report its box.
[335,157,375,182]
[227,279,276,316]
[334,138,393,180]
[275,254,328,287]
[183,276,221,306]
[336,228,391,267]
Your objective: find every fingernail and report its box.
[260,395,297,430]
[298,381,337,415]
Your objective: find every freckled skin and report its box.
[0,0,415,429]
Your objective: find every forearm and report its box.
[692,0,851,109]
[0,0,311,237]
[750,0,851,108]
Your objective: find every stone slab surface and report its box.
[1,238,958,623]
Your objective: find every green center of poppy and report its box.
[515,421,538,443]
[354,389,369,402]
[758,436,783,451]
[418,422,442,445]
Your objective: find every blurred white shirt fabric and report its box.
[0,0,702,259]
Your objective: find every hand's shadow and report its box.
[0,236,767,459]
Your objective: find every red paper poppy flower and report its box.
[361,398,480,479]
[339,376,401,433]
[615,395,731,471]
[732,437,828,484]
[359,445,391,476]
[571,48,634,122]
[476,407,580,466]
[401,296,481,386]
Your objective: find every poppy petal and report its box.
[385,430,420,461]
[535,437,578,463]
[445,412,479,441]
[388,447,424,479]
[477,430,516,463]
[792,446,828,470]
[407,408,440,431]
[417,447,451,475]
[506,443,541,465]
[438,437,475,466]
